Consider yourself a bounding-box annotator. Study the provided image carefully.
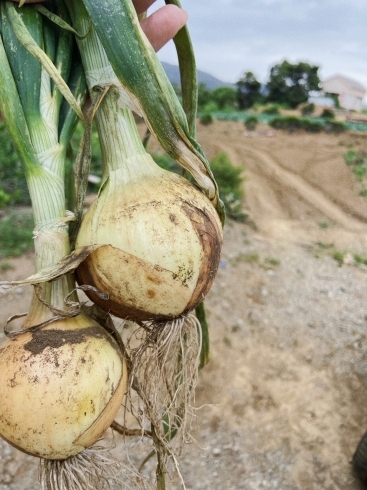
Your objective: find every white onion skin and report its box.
[75,157,223,321]
[0,314,127,460]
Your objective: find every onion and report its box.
[0,313,127,460]
[75,154,223,321]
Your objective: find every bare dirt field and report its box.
[1,120,367,489]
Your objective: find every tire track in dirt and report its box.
[219,142,367,233]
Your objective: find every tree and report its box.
[266,60,321,108]
[197,83,212,110]
[210,86,237,110]
[236,71,262,109]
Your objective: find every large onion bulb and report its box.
[75,155,223,321]
[0,313,127,459]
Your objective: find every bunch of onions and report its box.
[0,3,128,488]
[0,0,224,487]
[66,0,223,471]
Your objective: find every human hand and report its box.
[10,0,188,52]
[135,0,188,51]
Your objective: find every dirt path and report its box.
[1,121,367,489]
[236,143,367,230]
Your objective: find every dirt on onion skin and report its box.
[23,326,118,355]
[1,121,367,489]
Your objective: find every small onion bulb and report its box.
[0,313,127,460]
[75,154,223,321]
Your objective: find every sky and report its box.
[150,0,367,94]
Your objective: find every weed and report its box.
[315,242,334,249]
[263,257,281,268]
[209,152,246,221]
[244,116,258,131]
[353,254,367,266]
[310,242,335,259]
[199,113,214,125]
[332,251,345,267]
[344,150,358,165]
[343,148,367,192]
[318,220,330,229]
[0,210,34,258]
[233,252,259,265]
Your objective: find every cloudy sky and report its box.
[151,0,367,92]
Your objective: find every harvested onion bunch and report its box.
[0,0,225,487]
[67,0,224,473]
[0,2,128,488]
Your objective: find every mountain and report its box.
[161,61,234,90]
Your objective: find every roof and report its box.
[323,74,366,95]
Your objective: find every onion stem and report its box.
[152,424,167,490]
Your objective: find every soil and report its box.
[1,120,367,489]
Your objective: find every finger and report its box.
[140,4,188,52]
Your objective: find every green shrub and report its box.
[152,151,246,221]
[353,254,367,266]
[301,103,315,116]
[202,102,218,113]
[343,149,367,192]
[199,113,214,125]
[209,152,246,221]
[0,210,34,258]
[244,116,258,131]
[353,164,367,181]
[269,116,302,132]
[321,108,335,119]
[300,119,323,133]
[262,105,280,115]
[270,116,323,133]
[344,149,358,165]
[324,120,346,133]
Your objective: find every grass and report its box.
[311,242,367,269]
[332,251,345,267]
[231,252,281,270]
[352,254,367,266]
[0,209,34,258]
[232,252,259,265]
[318,220,330,229]
[343,148,367,196]
[262,257,281,269]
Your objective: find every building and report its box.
[322,74,366,111]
